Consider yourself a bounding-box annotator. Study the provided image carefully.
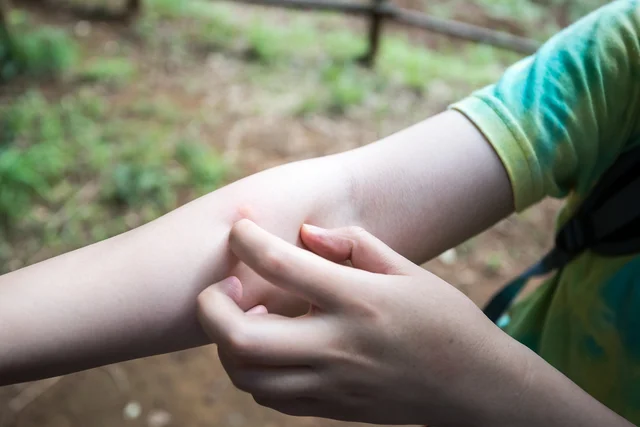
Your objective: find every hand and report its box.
[197,219,525,426]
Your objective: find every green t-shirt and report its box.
[452,0,640,422]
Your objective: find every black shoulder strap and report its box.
[483,144,640,324]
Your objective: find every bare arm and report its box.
[198,220,631,427]
[346,110,514,263]
[0,111,512,385]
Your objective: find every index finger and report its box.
[197,277,334,365]
[229,219,364,310]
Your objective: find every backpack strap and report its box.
[483,144,640,324]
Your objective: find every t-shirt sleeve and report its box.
[451,0,640,212]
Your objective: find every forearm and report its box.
[0,110,512,385]
[480,334,633,427]
[0,154,356,385]
[344,110,514,264]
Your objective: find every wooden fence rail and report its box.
[0,0,540,65]
[236,0,540,62]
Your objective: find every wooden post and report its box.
[359,0,385,67]
[125,0,142,21]
[233,0,538,55]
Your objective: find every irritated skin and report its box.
[0,111,630,427]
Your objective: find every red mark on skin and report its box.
[231,203,256,225]
[225,204,256,275]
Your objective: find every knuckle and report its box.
[226,327,254,356]
[345,225,368,238]
[259,248,286,275]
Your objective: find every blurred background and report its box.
[0,0,610,426]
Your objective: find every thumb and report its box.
[300,224,418,275]
[197,276,247,343]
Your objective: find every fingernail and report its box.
[302,224,326,235]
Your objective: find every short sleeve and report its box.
[451,0,640,211]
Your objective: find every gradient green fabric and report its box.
[452,0,640,422]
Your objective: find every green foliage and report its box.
[472,0,546,23]
[485,253,503,274]
[563,0,611,23]
[175,140,227,194]
[79,58,136,86]
[145,0,190,18]
[128,96,183,123]
[187,2,239,48]
[194,9,238,50]
[322,32,366,61]
[245,22,289,63]
[294,93,324,117]
[379,38,518,93]
[0,89,226,269]
[1,11,78,82]
[322,64,374,113]
[0,92,75,225]
[243,18,362,64]
[108,162,175,208]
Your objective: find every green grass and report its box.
[485,252,504,274]
[1,11,78,82]
[0,0,612,272]
[428,0,611,41]
[136,0,523,113]
[79,58,136,86]
[127,96,185,123]
[0,89,227,272]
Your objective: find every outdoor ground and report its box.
[0,0,607,426]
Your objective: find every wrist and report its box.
[479,335,633,427]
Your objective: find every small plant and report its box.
[245,23,287,63]
[485,253,503,274]
[195,13,238,51]
[322,63,373,114]
[0,89,227,268]
[175,140,227,194]
[0,91,75,226]
[129,96,182,123]
[1,11,78,82]
[322,31,366,61]
[79,58,136,86]
[294,93,324,117]
[108,162,175,209]
[145,0,190,19]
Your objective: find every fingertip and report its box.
[301,223,326,236]
[301,224,352,263]
[231,218,256,236]
[217,276,243,303]
[300,223,323,246]
[246,305,268,315]
[197,277,246,343]
[229,219,262,259]
[199,276,243,307]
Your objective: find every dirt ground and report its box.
[0,2,566,426]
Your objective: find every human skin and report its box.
[0,110,512,385]
[197,220,634,427]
